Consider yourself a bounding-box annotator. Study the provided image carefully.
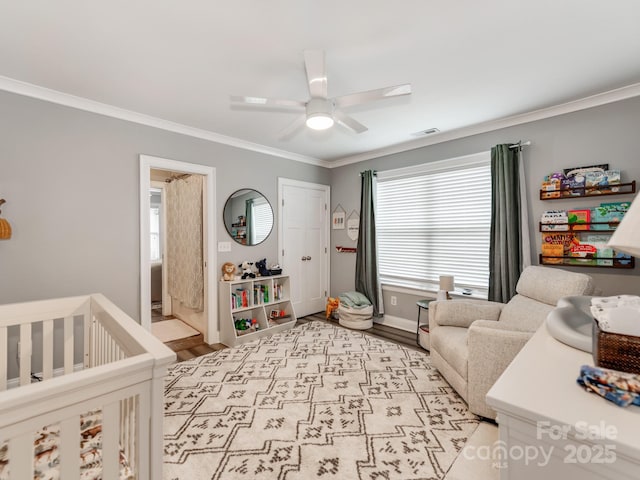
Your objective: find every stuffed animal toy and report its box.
[221,262,236,281]
[239,260,255,279]
[255,258,271,276]
[326,297,340,320]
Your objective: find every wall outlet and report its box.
[390,295,397,306]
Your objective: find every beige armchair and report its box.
[429,266,595,419]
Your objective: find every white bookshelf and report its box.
[218,274,297,347]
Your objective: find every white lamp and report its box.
[438,275,455,301]
[305,98,334,130]
[607,194,640,257]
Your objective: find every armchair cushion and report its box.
[467,320,534,418]
[515,265,595,305]
[498,295,555,332]
[432,300,503,328]
[430,325,469,379]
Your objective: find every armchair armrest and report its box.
[429,300,504,332]
[467,320,535,418]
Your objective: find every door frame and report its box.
[277,178,331,316]
[139,154,218,344]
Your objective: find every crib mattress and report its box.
[0,411,133,480]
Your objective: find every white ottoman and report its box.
[338,304,374,330]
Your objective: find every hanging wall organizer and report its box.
[0,199,11,240]
[332,204,346,229]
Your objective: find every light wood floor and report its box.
[171,311,424,362]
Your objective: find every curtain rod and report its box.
[165,173,192,182]
[508,141,531,150]
[359,170,377,177]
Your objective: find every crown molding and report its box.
[2,75,639,170]
[328,82,640,168]
[0,75,329,168]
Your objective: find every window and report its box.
[376,152,491,295]
[251,198,272,244]
[150,188,162,262]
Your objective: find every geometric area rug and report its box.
[163,321,479,479]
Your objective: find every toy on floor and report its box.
[255,258,271,276]
[326,297,340,320]
[239,260,255,279]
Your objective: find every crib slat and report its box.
[42,319,54,380]
[140,387,152,479]
[102,402,120,480]
[64,316,74,374]
[60,416,81,480]
[19,323,31,386]
[9,432,33,480]
[83,313,90,368]
[0,326,7,390]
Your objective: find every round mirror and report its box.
[223,189,274,246]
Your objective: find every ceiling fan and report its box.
[230,50,411,138]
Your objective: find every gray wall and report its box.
[0,90,330,320]
[2,90,640,326]
[330,96,640,319]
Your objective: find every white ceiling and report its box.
[1,1,640,165]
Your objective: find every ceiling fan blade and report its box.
[334,110,368,134]
[230,95,305,109]
[278,115,307,140]
[304,50,328,99]
[334,83,412,109]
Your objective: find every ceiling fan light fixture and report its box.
[306,113,334,130]
[306,98,334,130]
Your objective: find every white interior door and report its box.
[278,179,330,317]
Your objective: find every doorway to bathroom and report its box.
[139,155,218,345]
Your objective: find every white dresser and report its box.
[486,323,640,479]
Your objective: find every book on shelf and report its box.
[541,210,569,231]
[583,233,614,266]
[253,284,269,304]
[560,164,609,197]
[232,288,248,309]
[273,283,283,300]
[567,209,591,230]
[591,202,630,230]
[541,232,578,256]
[540,176,562,198]
[569,243,598,265]
[541,243,565,264]
[585,169,621,194]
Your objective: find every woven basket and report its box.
[592,320,640,374]
[0,218,11,240]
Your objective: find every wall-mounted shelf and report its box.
[539,254,634,269]
[539,180,635,200]
[539,221,620,233]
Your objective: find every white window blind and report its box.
[251,199,272,244]
[376,153,491,293]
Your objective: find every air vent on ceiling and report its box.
[411,128,440,137]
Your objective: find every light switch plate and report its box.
[218,241,231,252]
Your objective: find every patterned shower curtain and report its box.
[165,175,204,311]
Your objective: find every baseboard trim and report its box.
[375,314,417,333]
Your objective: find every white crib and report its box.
[0,294,176,480]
